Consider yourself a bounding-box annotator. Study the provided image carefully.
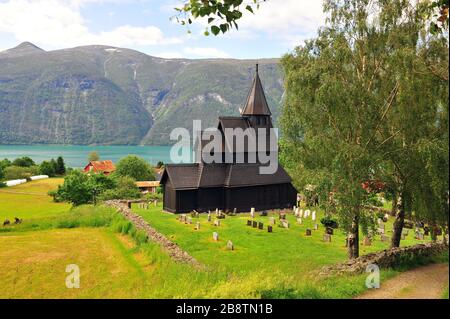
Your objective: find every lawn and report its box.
[0,178,70,220]
[133,203,430,275]
[0,228,154,298]
[0,180,443,299]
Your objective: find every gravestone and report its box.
[326,227,333,235]
[279,212,286,220]
[154,200,158,207]
[297,217,302,225]
[435,227,442,236]
[215,208,219,215]
[247,220,252,226]
[250,207,255,218]
[402,229,409,236]
[384,214,389,222]
[305,210,310,218]
[415,232,424,240]
[214,219,221,227]
[293,205,297,213]
[280,220,289,228]
[378,227,385,234]
[127,202,132,209]
[380,234,389,242]
[314,224,319,231]
[423,226,430,236]
[207,213,212,222]
[299,209,303,218]
[401,233,406,240]
[269,217,275,225]
[195,222,200,230]
[213,232,219,241]
[363,236,372,246]
[260,210,268,217]
[323,234,331,242]
[312,211,316,221]
[187,217,193,224]
[252,221,258,228]
[268,225,273,233]
[305,229,312,236]
[227,240,234,250]
[258,222,264,230]
[233,208,237,215]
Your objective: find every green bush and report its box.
[320,215,339,228]
[114,155,155,181]
[3,165,39,180]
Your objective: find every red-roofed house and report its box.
[83,160,116,175]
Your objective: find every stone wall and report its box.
[104,200,203,269]
[320,242,448,276]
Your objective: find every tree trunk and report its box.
[347,214,360,259]
[390,192,397,216]
[391,191,405,248]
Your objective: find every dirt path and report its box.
[356,263,449,299]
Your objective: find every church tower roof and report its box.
[241,64,272,116]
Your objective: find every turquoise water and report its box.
[0,145,192,168]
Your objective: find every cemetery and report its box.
[131,202,444,281]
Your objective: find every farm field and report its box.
[0,178,70,220]
[0,179,447,298]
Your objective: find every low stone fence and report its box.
[320,242,448,276]
[104,200,202,269]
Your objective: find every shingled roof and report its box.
[163,162,291,190]
[241,64,272,116]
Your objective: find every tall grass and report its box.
[0,205,116,233]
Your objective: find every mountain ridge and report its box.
[0,42,283,145]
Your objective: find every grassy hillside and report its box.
[0,178,70,220]
[0,180,446,298]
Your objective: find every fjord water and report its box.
[0,145,191,168]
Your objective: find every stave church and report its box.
[160,65,297,213]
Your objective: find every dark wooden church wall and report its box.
[177,190,198,213]
[163,181,177,212]
[197,188,225,212]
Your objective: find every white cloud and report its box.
[0,0,181,49]
[193,0,325,46]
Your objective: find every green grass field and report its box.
[0,178,70,220]
[133,203,427,274]
[0,179,446,298]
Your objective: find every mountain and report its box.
[0,42,283,145]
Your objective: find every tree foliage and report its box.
[88,151,100,162]
[114,155,155,181]
[280,0,449,257]
[173,0,265,35]
[12,156,35,167]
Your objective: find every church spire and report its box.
[241,64,272,116]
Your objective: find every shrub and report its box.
[98,176,140,200]
[12,156,35,167]
[114,155,155,181]
[320,215,339,228]
[4,165,39,180]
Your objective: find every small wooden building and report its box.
[135,181,160,194]
[83,160,116,175]
[160,65,297,213]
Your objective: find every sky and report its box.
[0,0,326,59]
